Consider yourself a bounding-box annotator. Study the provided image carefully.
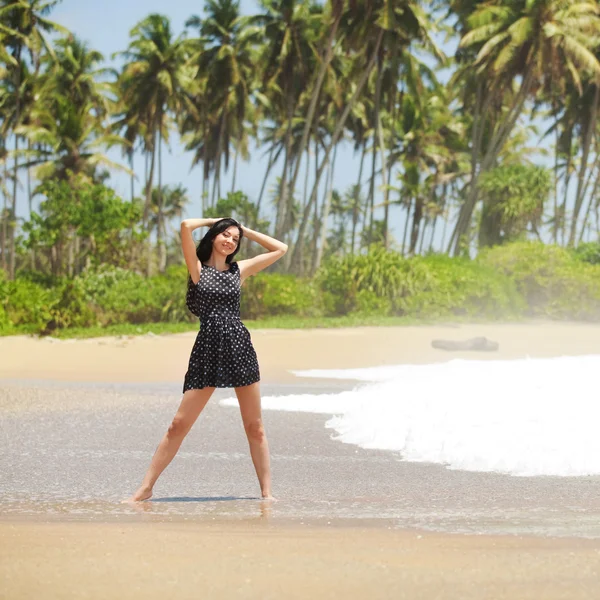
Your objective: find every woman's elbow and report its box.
[280,244,288,255]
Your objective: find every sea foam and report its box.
[221,355,600,477]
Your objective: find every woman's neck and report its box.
[204,254,229,271]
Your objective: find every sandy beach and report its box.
[1,321,600,599]
[1,320,600,384]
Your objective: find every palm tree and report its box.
[568,80,599,246]
[450,0,600,254]
[184,0,259,209]
[291,0,437,272]
[0,0,67,277]
[116,14,192,272]
[150,184,189,260]
[18,35,124,182]
[252,0,322,239]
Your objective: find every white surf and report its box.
[221,355,600,477]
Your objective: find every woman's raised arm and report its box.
[180,218,216,283]
[237,226,288,282]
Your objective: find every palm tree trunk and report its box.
[351,144,367,255]
[144,129,158,277]
[303,144,311,209]
[8,51,22,280]
[418,217,428,255]
[130,151,135,202]
[552,109,560,244]
[401,197,412,256]
[27,140,34,269]
[1,180,7,273]
[560,154,573,247]
[451,69,534,254]
[9,133,19,279]
[158,128,166,273]
[569,84,599,247]
[256,144,275,219]
[374,62,390,248]
[409,196,423,255]
[290,28,384,272]
[287,10,342,202]
[231,147,239,193]
[578,164,600,244]
[314,146,338,273]
[275,100,295,239]
[212,114,226,207]
[429,214,438,253]
[367,143,376,247]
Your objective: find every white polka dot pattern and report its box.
[183,261,260,391]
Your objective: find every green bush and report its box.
[479,241,600,320]
[4,277,55,331]
[318,248,522,319]
[46,278,97,331]
[241,272,321,319]
[0,270,10,330]
[353,289,393,316]
[4,241,600,334]
[574,242,600,265]
[317,246,407,315]
[78,265,191,325]
[396,254,524,318]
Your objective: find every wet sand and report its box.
[1,322,600,598]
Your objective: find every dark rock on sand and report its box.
[431,336,499,352]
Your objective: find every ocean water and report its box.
[222,355,600,477]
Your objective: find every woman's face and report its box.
[213,226,240,257]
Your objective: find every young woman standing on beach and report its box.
[129,217,287,502]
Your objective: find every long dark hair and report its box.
[196,218,243,265]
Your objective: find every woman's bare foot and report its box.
[261,492,277,501]
[125,486,153,503]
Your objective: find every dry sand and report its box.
[1,320,599,384]
[1,522,599,600]
[1,321,600,599]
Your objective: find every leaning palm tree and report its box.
[449,0,600,254]
[290,0,438,273]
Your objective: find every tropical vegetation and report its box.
[1,0,600,334]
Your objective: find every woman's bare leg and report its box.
[235,382,273,499]
[129,387,215,501]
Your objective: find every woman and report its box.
[129,217,288,502]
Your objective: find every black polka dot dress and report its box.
[183,262,260,392]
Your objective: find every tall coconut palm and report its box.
[450,0,600,254]
[150,184,190,259]
[18,35,124,182]
[290,0,438,272]
[116,14,192,272]
[252,0,322,239]
[0,0,67,277]
[184,0,260,209]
